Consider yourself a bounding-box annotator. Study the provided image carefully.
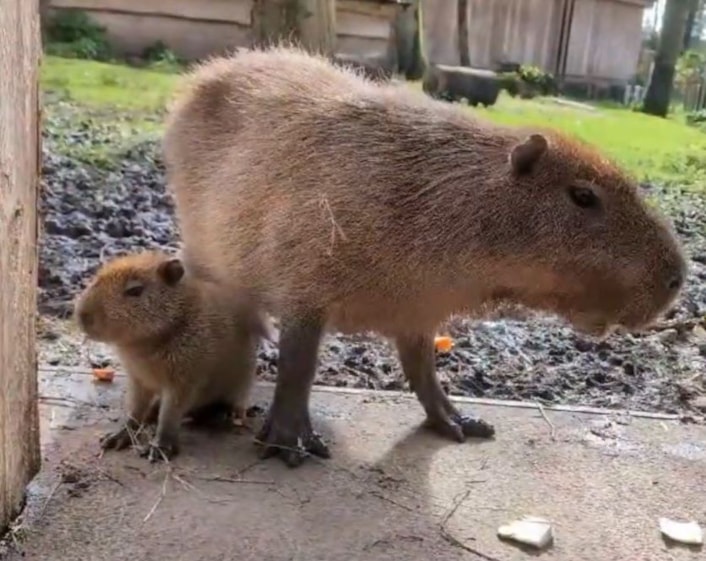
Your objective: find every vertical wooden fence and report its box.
[0,0,41,532]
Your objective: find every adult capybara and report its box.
[163,46,686,468]
[74,250,271,462]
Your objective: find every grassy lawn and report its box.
[41,55,177,113]
[40,55,706,189]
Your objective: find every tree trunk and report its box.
[457,0,470,66]
[0,0,41,533]
[406,0,426,80]
[251,0,336,56]
[643,0,691,117]
[683,0,700,49]
[394,2,416,75]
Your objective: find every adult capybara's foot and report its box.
[425,410,495,442]
[139,438,180,463]
[255,411,330,468]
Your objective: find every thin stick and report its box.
[536,402,556,440]
[439,489,501,561]
[647,317,704,333]
[190,474,274,485]
[319,194,348,255]
[39,395,104,408]
[36,480,62,521]
[143,470,169,523]
[369,490,417,513]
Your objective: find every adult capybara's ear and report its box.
[157,258,185,286]
[509,133,549,175]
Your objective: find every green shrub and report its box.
[685,109,706,130]
[141,41,183,72]
[517,64,557,96]
[44,9,112,61]
[142,41,178,64]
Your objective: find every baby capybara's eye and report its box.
[568,186,599,209]
[123,283,145,297]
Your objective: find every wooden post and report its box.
[251,0,336,56]
[0,0,41,532]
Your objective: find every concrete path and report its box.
[6,372,706,561]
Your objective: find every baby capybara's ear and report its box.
[157,258,185,286]
[509,133,548,176]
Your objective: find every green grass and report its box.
[474,95,706,190]
[39,55,706,189]
[41,55,179,113]
[40,56,180,168]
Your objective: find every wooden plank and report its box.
[0,0,41,532]
[337,9,392,39]
[338,0,401,18]
[50,0,254,26]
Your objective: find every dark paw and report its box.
[188,401,233,427]
[100,427,134,451]
[139,440,179,463]
[255,413,330,468]
[425,413,495,442]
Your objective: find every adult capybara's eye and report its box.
[123,281,145,297]
[568,185,599,209]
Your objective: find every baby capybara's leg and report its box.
[395,333,495,440]
[255,310,330,468]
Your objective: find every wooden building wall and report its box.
[49,0,401,61]
[422,0,653,85]
[564,0,647,83]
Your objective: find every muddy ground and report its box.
[38,102,706,418]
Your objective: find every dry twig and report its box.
[143,470,169,523]
[319,194,348,255]
[439,489,502,561]
[536,402,556,440]
[190,474,274,485]
[39,395,103,408]
[37,480,63,521]
[648,317,704,333]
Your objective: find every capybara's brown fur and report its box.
[74,250,270,461]
[163,46,686,467]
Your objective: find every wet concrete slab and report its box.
[8,369,706,561]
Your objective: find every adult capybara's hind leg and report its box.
[396,333,495,440]
[256,310,330,468]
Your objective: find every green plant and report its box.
[517,64,557,96]
[675,49,705,86]
[685,108,706,128]
[142,41,178,64]
[676,50,706,82]
[45,9,112,61]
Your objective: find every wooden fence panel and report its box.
[0,0,41,531]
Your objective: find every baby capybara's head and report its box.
[74,251,189,346]
[483,130,686,337]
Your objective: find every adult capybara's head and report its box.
[481,129,687,337]
[74,251,188,345]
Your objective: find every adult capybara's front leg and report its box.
[256,311,330,468]
[396,333,495,440]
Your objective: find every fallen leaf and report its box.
[434,336,454,353]
[92,367,115,383]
